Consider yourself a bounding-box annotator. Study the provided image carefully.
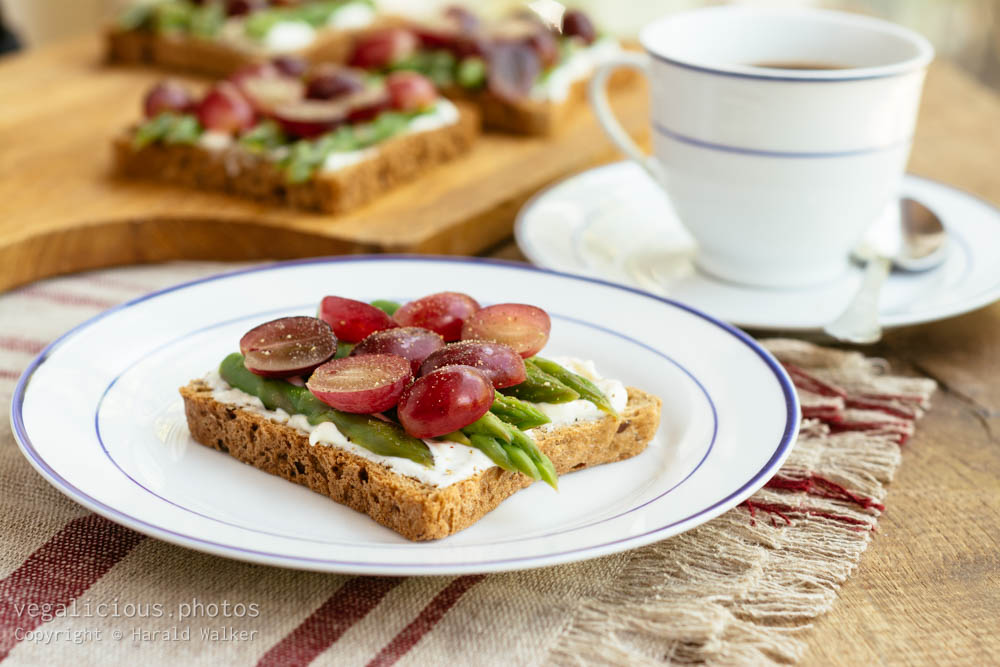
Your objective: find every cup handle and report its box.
[588,52,665,184]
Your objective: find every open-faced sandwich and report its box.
[107,0,391,77]
[180,292,662,540]
[113,58,478,212]
[347,6,634,134]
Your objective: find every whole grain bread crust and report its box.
[180,381,661,540]
[113,104,479,213]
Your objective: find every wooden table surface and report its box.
[2,34,999,665]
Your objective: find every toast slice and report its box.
[113,104,479,213]
[180,380,661,541]
[106,11,400,77]
[459,66,639,135]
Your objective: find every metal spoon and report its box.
[823,198,948,344]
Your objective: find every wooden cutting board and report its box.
[0,35,648,292]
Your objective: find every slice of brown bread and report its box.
[180,380,662,541]
[449,65,639,135]
[106,21,397,77]
[113,104,479,213]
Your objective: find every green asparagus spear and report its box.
[460,399,557,488]
[490,391,550,429]
[370,299,401,316]
[530,357,619,416]
[461,411,512,443]
[218,353,433,467]
[506,425,558,490]
[468,434,516,472]
[439,431,473,447]
[500,363,580,403]
[502,443,541,480]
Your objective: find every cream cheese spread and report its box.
[262,21,316,53]
[531,37,622,102]
[197,130,234,151]
[321,148,375,172]
[327,2,376,30]
[200,355,625,488]
[217,1,376,54]
[318,99,461,174]
[528,357,628,427]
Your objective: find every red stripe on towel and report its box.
[765,474,885,511]
[0,337,47,356]
[15,287,117,310]
[367,575,487,667]
[0,515,145,660]
[79,275,155,293]
[257,577,402,667]
[742,500,874,532]
[782,364,847,398]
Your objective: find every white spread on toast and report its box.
[192,100,459,174]
[198,131,234,151]
[262,21,316,52]
[531,37,622,102]
[527,357,628,427]
[217,1,375,54]
[326,3,376,30]
[318,99,460,173]
[200,356,625,487]
[321,148,376,172]
[406,99,461,133]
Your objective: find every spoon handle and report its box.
[822,256,891,344]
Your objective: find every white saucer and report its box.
[515,162,1000,331]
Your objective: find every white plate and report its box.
[10,257,798,575]
[516,163,1000,331]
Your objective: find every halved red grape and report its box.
[345,88,392,122]
[271,54,309,77]
[270,99,349,137]
[144,80,195,118]
[197,82,256,133]
[351,327,444,374]
[305,65,365,100]
[239,316,337,378]
[444,5,480,32]
[525,29,558,67]
[562,9,596,44]
[319,296,398,343]
[386,72,437,111]
[489,17,557,65]
[236,72,305,112]
[226,0,265,17]
[349,28,418,69]
[393,292,480,341]
[419,340,525,388]
[486,41,541,102]
[397,365,494,438]
[306,354,411,414]
[460,303,551,358]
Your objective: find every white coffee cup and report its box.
[589,7,933,288]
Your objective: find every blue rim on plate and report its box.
[9,256,800,573]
